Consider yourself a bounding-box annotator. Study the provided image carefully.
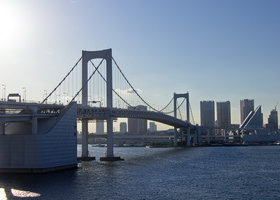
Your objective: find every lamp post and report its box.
[2,84,6,101]
[43,90,48,103]
[22,87,26,102]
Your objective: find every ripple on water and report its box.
[0,146,279,199]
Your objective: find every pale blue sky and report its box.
[0,0,280,126]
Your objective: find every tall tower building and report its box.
[240,106,263,129]
[267,108,278,131]
[128,105,147,134]
[96,120,104,134]
[149,122,157,132]
[200,101,215,128]
[120,122,127,134]
[240,99,254,124]
[216,101,231,129]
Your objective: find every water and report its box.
[0,146,280,199]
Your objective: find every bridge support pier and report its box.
[173,128,178,146]
[81,119,89,157]
[186,127,191,146]
[106,117,113,157]
[100,117,123,161]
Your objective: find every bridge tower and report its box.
[173,92,191,146]
[81,49,116,159]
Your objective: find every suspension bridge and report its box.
[0,49,199,165]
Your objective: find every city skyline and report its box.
[1,0,280,128]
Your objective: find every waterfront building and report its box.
[200,101,215,128]
[149,122,157,132]
[128,105,147,134]
[96,120,104,134]
[216,101,231,129]
[0,102,77,172]
[266,108,278,132]
[240,106,263,129]
[120,122,127,133]
[240,99,254,124]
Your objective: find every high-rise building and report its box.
[240,99,254,124]
[200,101,215,128]
[266,108,278,131]
[216,101,231,129]
[128,105,147,134]
[96,120,104,134]
[120,122,127,133]
[240,106,263,129]
[149,122,157,132]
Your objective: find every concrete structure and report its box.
[149,122,157,132]
[96,120,104,134]
[240,99,254,124]
[78,106,192,128]
[81,49,115,160]
[200,101,215,128]
[0,48,199,171]
[128,105,147,134]
[266,108,278,132]
[240,105,263,130]
[0,101,77,172]
[243,131,280,143]
[216,101,231,129]
[173,93,190,146]
[120,122,127,133]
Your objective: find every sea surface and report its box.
[0,145,280,199]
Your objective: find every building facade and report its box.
[240,106,263,129]
[149,122,157,132]
[216,101,231,129]
[267,109,278,132]
[240,99,254,124]
[120,122,127,134]
[128,105,147,134]
[200,101,215,128]
[96,120,104,134]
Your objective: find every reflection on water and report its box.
[11,189,41,198]
[0,146,280,199]
[0,188,7,200]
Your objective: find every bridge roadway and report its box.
[89,134,173,145]
[77,105,193,128]
[0,101,192,129]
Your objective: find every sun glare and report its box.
[0,2,27,48]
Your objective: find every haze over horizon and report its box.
[0,0,280,129]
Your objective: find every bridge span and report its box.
[77,106,193,128]
[2,48,198,162]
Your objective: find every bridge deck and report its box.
[77,105,193,128]
[0,101,193,128]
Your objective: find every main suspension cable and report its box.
[159,97,174,112]
[89,60,134,108]
[70,58,105,103]
[189,102,196,124]
[112,56,175,113]
[41,57,82,104]
[164,98,186,115]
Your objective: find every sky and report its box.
[0,0,280,129]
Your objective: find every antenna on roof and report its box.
[275,102,278,110]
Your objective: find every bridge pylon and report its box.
[81,49,122,161]
[173,92,190,146]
